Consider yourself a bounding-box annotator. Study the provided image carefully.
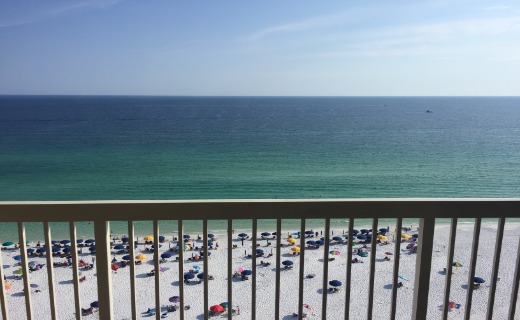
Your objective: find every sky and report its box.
[0,0,519,96]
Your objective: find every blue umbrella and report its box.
[60,240,71,245]
[208,241,214,246]
[85,239,95,244]
[89,246,96,252]
[122,255,131,261]
[13,255,22,261]
[161,253,172,259]
[412,234,419,238]
[121,237,129,243]
[114,244,125,250]
[473,277,485,284]
[329,280,342,287]
[272,232,277,235]
[379,228,388,233]
[352,229,360,234]
[36,248,46,253]
[51,240,58,245]
[52,247,61,253]
[238,233,248,238]
[62,247,72,253]
[27,248,35,254]
[90,301,99,308]
[366,234,372,240]
[184,273,195,280]
[241,270,253,276]
[261,232,271,237]
[315,240,324,246]
[306,240,316,245]
[305,230,314,235]
[199,251,211,257]
[151,244,162,248]
[360,229,369,234]
[197,272,205,280]
[282,260,293,266]
[332,236,343,242]
[357,235,367,240]
[256,249,264,255]
[208,234,215,238]
[159,236,165,242]
[183,235,191,239]
[76,239,84,244]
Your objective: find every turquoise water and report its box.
[0,96,519,239]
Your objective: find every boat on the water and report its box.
[426,109,433,113]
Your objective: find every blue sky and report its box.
[1,0,519,96]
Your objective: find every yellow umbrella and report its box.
[144,236,154,241]
[287,238,297,244]
[291,247,300,252]
[401,234,411,239]
[378,236,388,241]
[135,254,147,260]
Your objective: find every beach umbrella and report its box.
[169,296,180,303]
[453,262,462,267]
[51,247,61,253]
[111,263,119,271]
[36,247,46,253]
[256,249,264,256]
[122,255,131,260]
[210,305,224,313]
[30,283,38,288]
[85,239,95,244]
[329,280,342,287]
[379,228,388,233]
[197,273,205,280]
[329,251,340,256]
[144,236,153,241]
[352,229,360,234]
[220,302,229,309]
[161,252,172,259]
[291,247,300,253]
[192,265,201,271]
[208,241,213,247]
[62,247,72,253]
[241,270,253,276]
[183,235,191,239]
[114,244,125,250]
[305,230,314,235]
[121,237,129,243]
[401,234,411,239]
[314,240,324,246]
[287,238,297,244]
[184,273,195,280]
[76,239,84,244]
[60,240,71,245]
[27,248,35,254]
[159,236,165,242]
[90,301,99,308]
[473,277,485,284]
[332,236,343,242]
[4,281,11,290]
[51,240,58,245]
[412,234,419,238]
[13,255,22,261]
[360,229,369,234]
[306,240,316,245]
[2,242,14,247]
[199,251,211,257]
[261,232,271,237]
[151,244,162,249]
[379,236,388,241]
[377,235,386,239]
[366,234,372,240]
[238,233,248,239]
[28,261,36,267]
[282,260,294,266]
[385,252,393,255]
[135,254,147,260]
[88,246,96,252]
[208,234,215,239]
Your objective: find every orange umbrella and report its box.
[291,247,300,253]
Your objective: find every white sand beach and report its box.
[1,221,519,320]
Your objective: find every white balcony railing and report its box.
[0,199,518,320]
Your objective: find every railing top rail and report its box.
[0,198,519,222]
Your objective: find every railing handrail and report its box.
[0,198,519,222]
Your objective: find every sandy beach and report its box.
[1,221,519,320]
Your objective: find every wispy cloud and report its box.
[0,0,122,28]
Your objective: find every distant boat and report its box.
[426,109,433,113]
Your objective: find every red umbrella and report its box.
[111,263,119,271]
[210,305,224,313]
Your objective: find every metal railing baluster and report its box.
[390,218,403,320]
[153,220,160,320]
[367,218,378,320]
[177,220,185,320]
[464,218,481,320]
[128,221,137,320]
[68,221,81,320]
[486,217,505,319]
[227,219,233,320]
[298,219,306,320]
[203,220,209,320]
[442,218,458,319]
[44,222,57,320]
[321,218,331,319]
[412,217,435,320]
[94,221,113,319]
[274,218,282,319]
[252,219,257,318]
[345,219,353,320]
[0,232,9,320]
[508,235,520,319]
[18,222,33,320]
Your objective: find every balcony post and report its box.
[94,221,113,319]
[412,217,435,320]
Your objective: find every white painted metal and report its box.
[94,221,113,319]
[412,218,435,320]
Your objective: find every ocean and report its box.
[1,96,519,240]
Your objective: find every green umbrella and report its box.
[220,302,229,309]
[2,242,14,247]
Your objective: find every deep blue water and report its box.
[0,96,519,239]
